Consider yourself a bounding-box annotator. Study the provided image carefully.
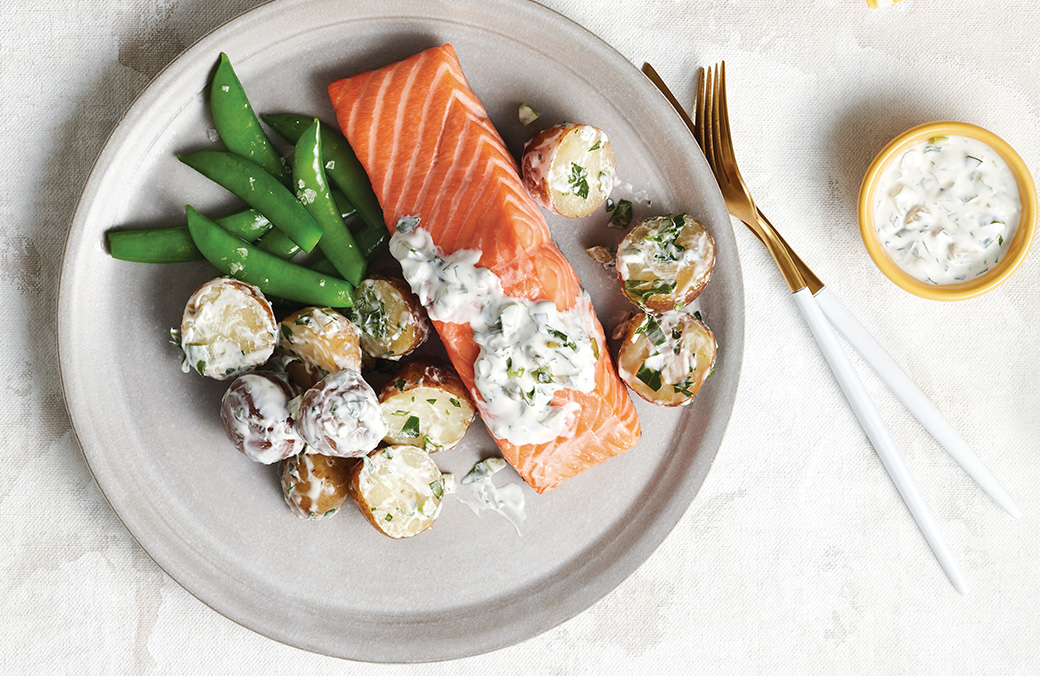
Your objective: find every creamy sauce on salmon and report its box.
[390,224,599,446]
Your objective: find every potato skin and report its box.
[180,277,277,380]
[522,123,615,218]
[296,369,387,458]
[220,372,303,464]
[378,361,472,403]
[281,452,356,519]
[616,214,716,312]
[352,276,430,360]
[616,311,717,407]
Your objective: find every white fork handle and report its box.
[814,287,1021,519]
[792,288,967,594]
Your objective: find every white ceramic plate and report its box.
[58,0,743,662]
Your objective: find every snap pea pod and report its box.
[261,113,386,234]
[328,190,382,262]
[307,256,338,276]
[107,209,271,263]
[179,151,323,252]
[185,206,353,307]
[293,119,366,285]
[254,229,299,260]
[254,188,358,260]
[211,53,290,185]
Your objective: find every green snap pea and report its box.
[107,209,271,263]
[262,113,386,235]
[254,229,300,260]
[293,119,366,285]
[307,256,338,276]
[185,206,353,307]
[328,190,382,262]
[254,188,358,260]
[179,151,323,253]
[211,53,290,185]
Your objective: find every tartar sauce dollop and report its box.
[874,134,1021,285]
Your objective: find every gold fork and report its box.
[644,61,977,593]
[642,63,824,294]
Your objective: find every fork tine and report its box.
[709,65,727,183]
[694,67,707,150]
[716,62,740,185]
[703,66,720,177]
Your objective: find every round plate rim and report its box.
[57,0,745,662]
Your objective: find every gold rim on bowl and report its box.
[858,121,1038,301]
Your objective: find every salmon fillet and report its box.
[329,44,640,492]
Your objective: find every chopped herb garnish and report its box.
[999,235,1004,246]
[401,415,421,438]
[426,398,437,405]
[567,162,590,199]
[673,378,696,397]
[449,397,462,408]
[636,364,663,391]
[547,327,578,351]
[394,379,406,391]
[195,359,206,375]
[508,364,525,378]
[706,368,716,380]
[624,278,677,303]
[382,448,394,460]
[647,213,687,261]
[323,508,337,517]
[532,365,553,384]
[284,482,295,498]
[168,328,181,346]
[693,310,703,321]
[635,314,667,346]
[280,324,293,341]
[589,140,601,151]
[608,199,633,229]
[430,481,444,500]
[395,215,420,233]
[354,287,388,340]
[606,198,616,212]
[384,513,394,522]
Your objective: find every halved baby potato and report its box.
[617,311,717,407]
[351,276,430,360]
[280,452,356,520]
[276,306,362,389]
[180,277,277,380]
[348,445,446,539]
[379,361,476,452]
[522,123,615,218]
[220,371,303,464]
[296,369,387,458]
[616,214,716,312]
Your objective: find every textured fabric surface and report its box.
[2,0,1038,673]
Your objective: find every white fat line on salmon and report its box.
[389,220,598,446]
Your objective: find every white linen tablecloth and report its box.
[3,0,1038,672]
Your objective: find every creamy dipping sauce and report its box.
[389,223,599,446]
[874,135,1021,285]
